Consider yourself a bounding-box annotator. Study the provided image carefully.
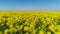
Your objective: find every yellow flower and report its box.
[26,32,29,34]
[49,24,55,32]
[4,29,9,34]
[24,26,30,31]
[39,30,44,34]
[16,25,23,30]
[47,32,51,34]
[55,31,60,34]
[30,24,34,28]
[19,25,23,30]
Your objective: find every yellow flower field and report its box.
[0,10,60,34]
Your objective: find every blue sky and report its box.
[0,0,60,10]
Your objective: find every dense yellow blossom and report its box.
[0,12,60,34]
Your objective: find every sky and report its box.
[0,0,60,10]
